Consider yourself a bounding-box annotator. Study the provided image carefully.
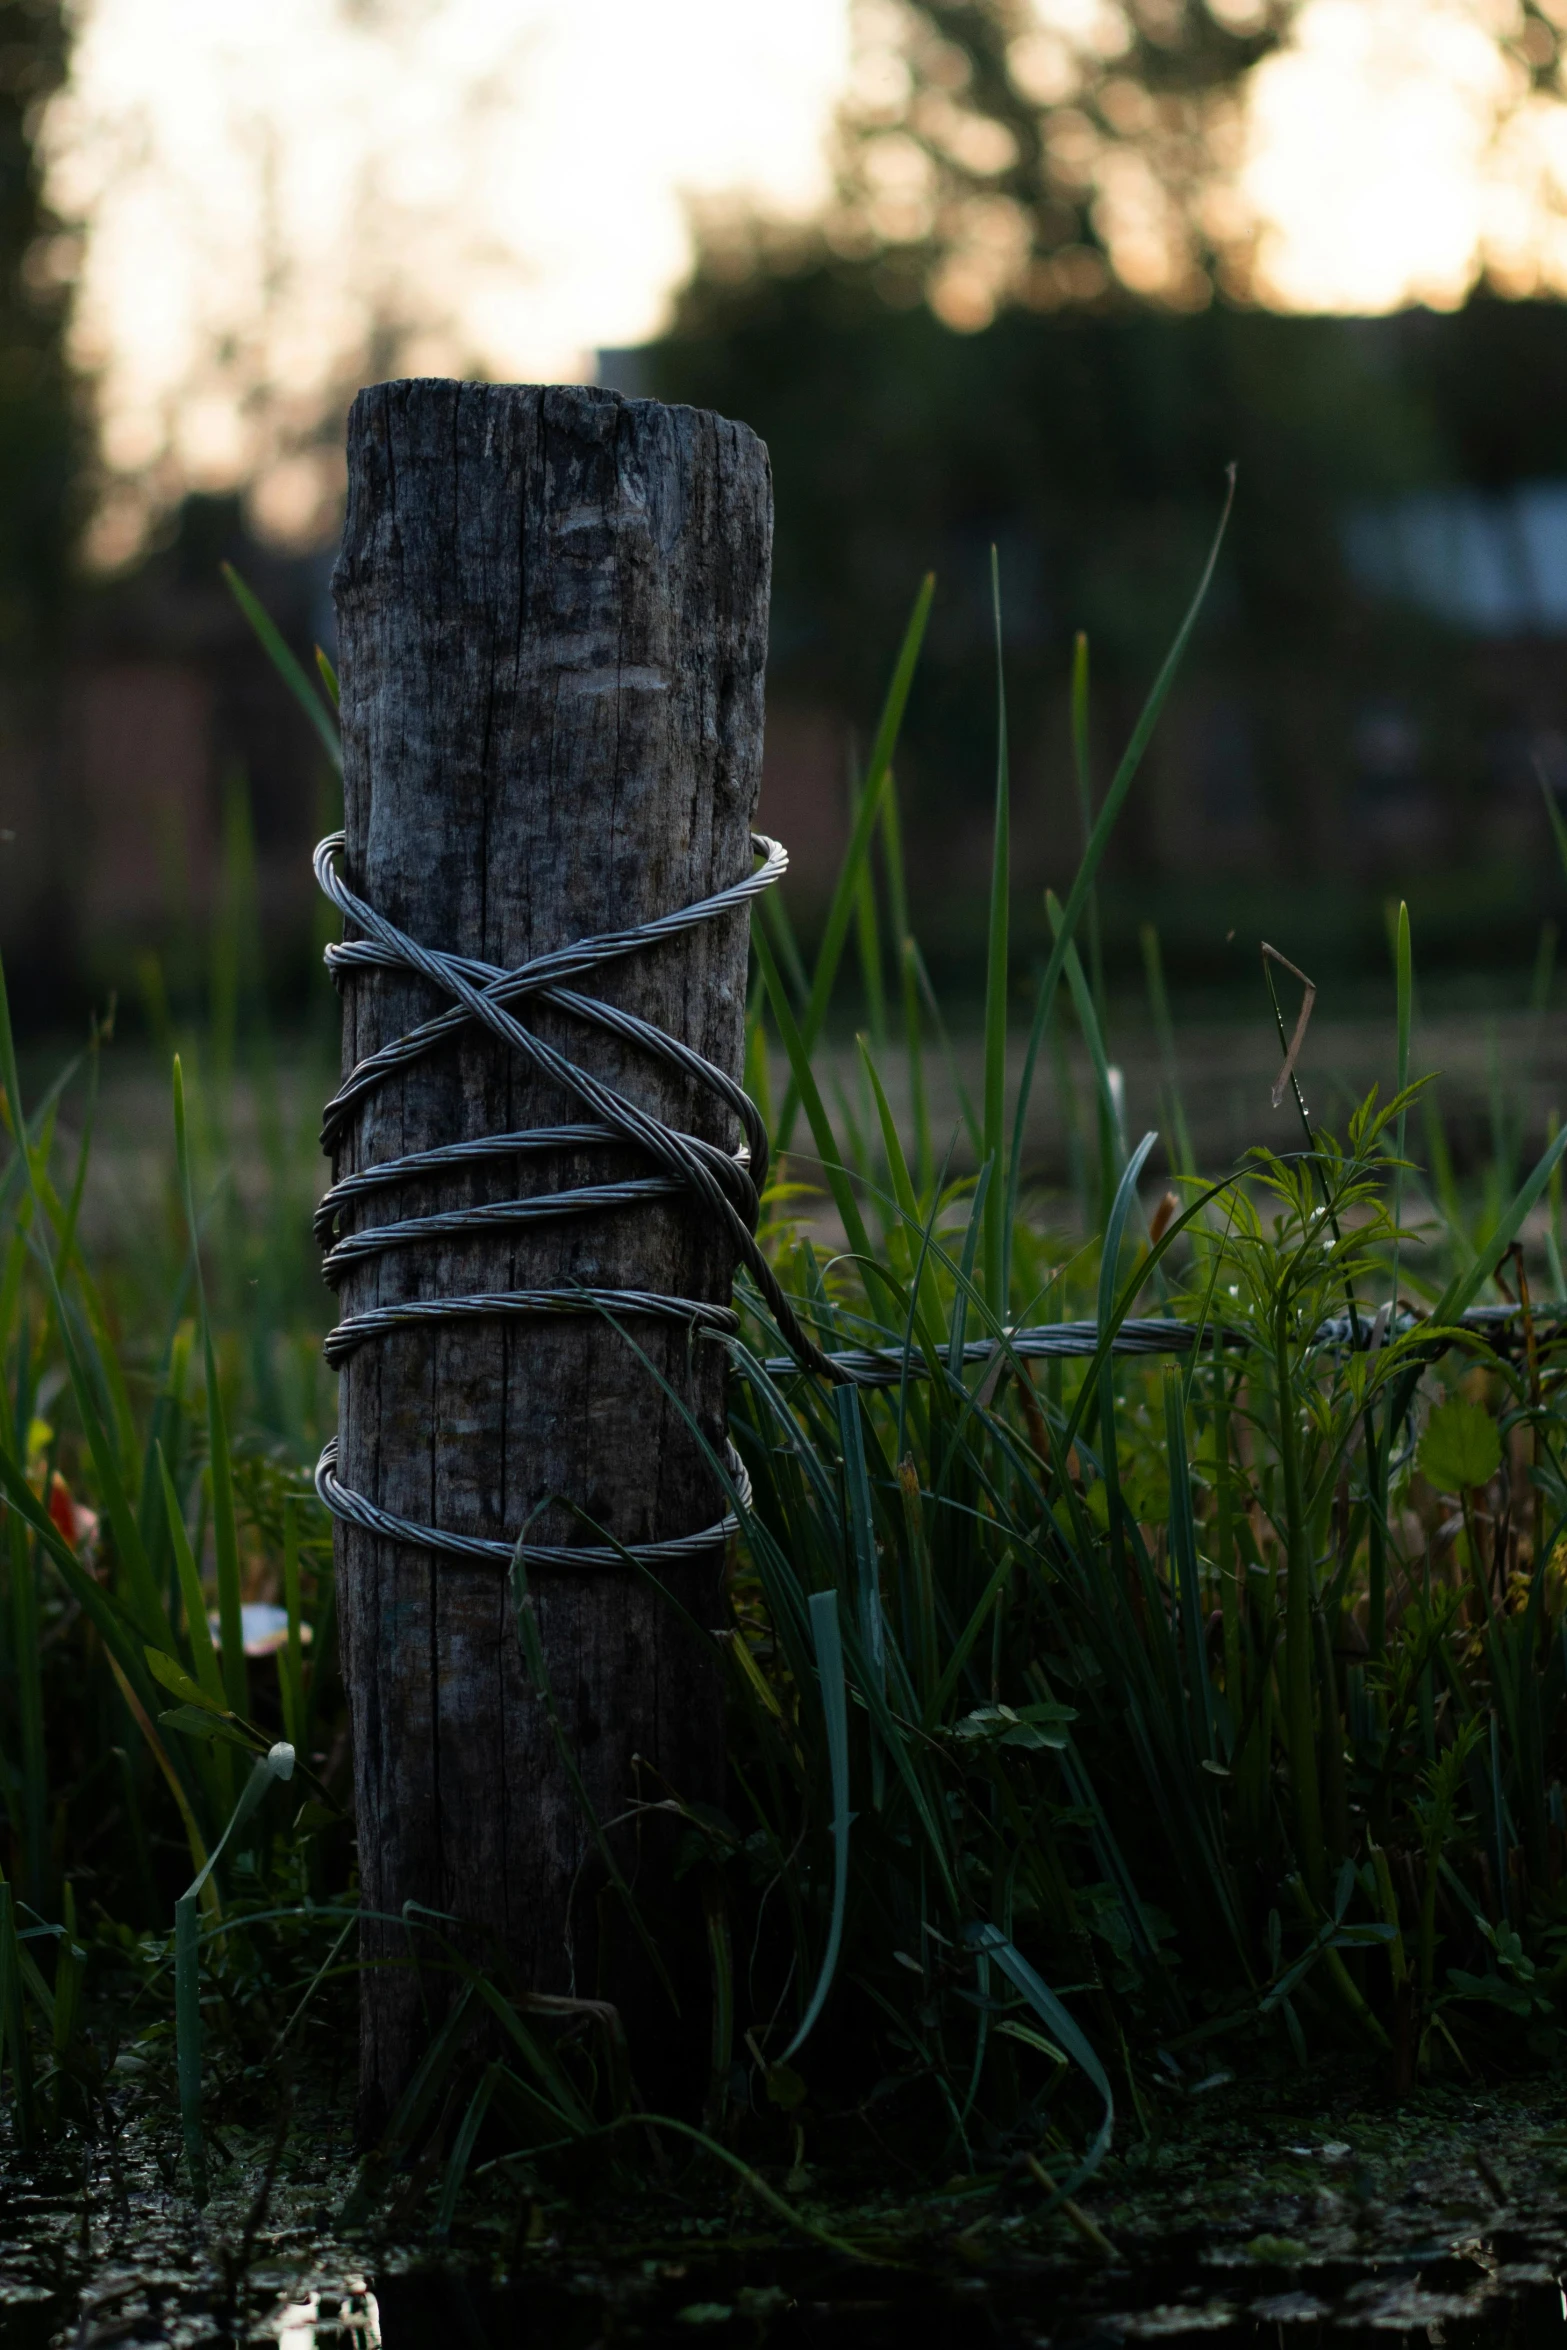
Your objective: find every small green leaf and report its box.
[995,2018,1068,2065]
[145,1645,226,1715]
[951,1702,1076,1750]
[999,1719,1073,1752]
[159,1705,266,1754]
[1418,1398,1502,1493]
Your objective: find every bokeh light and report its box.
[39,0,1567,553]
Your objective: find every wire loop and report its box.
[313,826,1564,1571]
[313,827,820,1569]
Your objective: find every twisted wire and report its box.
[313,828,819,1569]
[313,825,1567,1569]
[313,1437,754,1573]
[755,1302,1567,1388]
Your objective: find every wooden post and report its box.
[327,380,771,2135]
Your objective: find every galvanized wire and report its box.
[756,1302,1567,1389]
[313,1435,754,1573]
[312,825,1566,1569]
[313,827,828,1569]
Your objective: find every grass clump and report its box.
[0,518,1564,2254]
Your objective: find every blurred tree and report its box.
[0,0,83,1024]
[649,266,1567,981]
[654,4,1567,985]
[689,0,1567,329]
[0,0,79,663]
[823,0,1293,324]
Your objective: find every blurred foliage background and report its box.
[647,279,1567,993]
[6,0,1567,1019]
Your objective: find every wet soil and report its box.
[8,2072,1567,2347]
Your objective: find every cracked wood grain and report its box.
[330,378,771,2135]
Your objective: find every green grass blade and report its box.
[834,1386,885,1692]
[1542,765,1567,886]
[775,575,934,1153]
[1140,923,1194,1178]
[8,1516,44,1910]
[155,1445,231,1817]
[879,782,932,1197]
[1093,1134,1158,1579]
[1050,891,1125,1204]
[911,941,983,1159]
[433,2061,501,2237]
[1390,901,1412,1300]
[858,1038,942,1343]
[1098,1134,1158,1338]
[984,547,1012,1313]
[1071,631,1106,1020]
[175,1892,208,2201]
[964,1921,1113,2189]
[1274,1303,1326,1899]
[157,1446,226,1709]
[0,1879,33,2153]
[223,563,343,774]
[754,926,876,1270]
[850,773,888,1045]
[51,1883,82,2123]
[0,1446,164,1730]
[280,1497,308,1755]
[782,1591,851,2060]
[595,2110,869,2258]
[204,1347,246,1717]
[1005,475,1234,1238]
[834,1383,887,1811]
[172,1059,247,1718]
[1164,1367,1214,1762]
[1432,1120,1567,1327]
[1370,899,1417,1661]
[760,887,810,1010]
[183,1742,296,1907]
[468,1977,598,2128]
[0,961,167,1643]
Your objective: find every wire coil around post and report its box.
[311,826,1564,1569]
[311,828,813,1569]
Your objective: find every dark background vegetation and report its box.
[3,0,1567,1023]
[646,277,1567,998]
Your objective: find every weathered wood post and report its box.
[318,380,772,2134]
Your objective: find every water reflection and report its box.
[267,2282,382,2350]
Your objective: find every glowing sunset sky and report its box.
[41,0,1567,556]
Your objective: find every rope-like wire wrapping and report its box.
[755,1301,1567,1387]
[313,1436,755,1572]
[313,827,824,1569]
[313,823,1567,1568]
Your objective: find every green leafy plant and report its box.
[0,530,1563,2253]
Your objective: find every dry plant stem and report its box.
[1260,942,1316,1114]
[331,380,771,2135]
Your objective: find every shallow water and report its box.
[10,2132,1567,2349]
[21,2233,1567,2348]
